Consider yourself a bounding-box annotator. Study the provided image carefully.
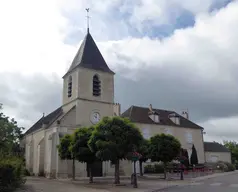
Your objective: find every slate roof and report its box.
[204,142,230,153]
[121,105,203,129]
[63,32,114,77]
[24,107,63,135]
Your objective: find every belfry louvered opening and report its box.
[68,76,72,98]
[93,75,101,96]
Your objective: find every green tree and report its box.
[57,134,75,180]
[71,127,97,183]
[223,141,238,164]
[148,133,181,179]
[0,104,24,155]
[137,139,150,176]
[190,144,198,165]
[88,116,143,184]
[180,148,189,168]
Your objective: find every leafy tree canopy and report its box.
[0,104,24,154]
[138,138,150,162]
[149,133,181,164]
[224,141,238,163]
[71,127,96,164]
[88,116,144,163]
[57,134,73,160]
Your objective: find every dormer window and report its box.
[169,113,180,125]
[93,74,101,96]
[149,111,160,123]
[68,76,72,98]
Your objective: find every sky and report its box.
[0,0,238,143]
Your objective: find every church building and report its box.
[23,25,208,178]
[23,28,125,177]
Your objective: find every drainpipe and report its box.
[56,125,59,179]
[202,128,206,163]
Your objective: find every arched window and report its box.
[68,76,72,98]
[92,74,101,96]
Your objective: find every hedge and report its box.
[144,163,164,174]
[205,161,235,172]
[0,156,26,192]
[145,161,235,174]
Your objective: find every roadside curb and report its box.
[189,171,238,182]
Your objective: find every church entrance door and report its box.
[87,161,103,177]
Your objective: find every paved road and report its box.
[167,173,238,192]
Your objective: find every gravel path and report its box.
[16,177,109,192]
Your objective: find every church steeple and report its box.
[63,33,114,77]
[63,9,114,78]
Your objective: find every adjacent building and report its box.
[121,105,206,164]
[204,142,231,163]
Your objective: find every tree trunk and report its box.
[133,161,138,188]
[163,163,167,180]
[72,158,75,180]
[139,161,143,176]
[88,164,93,183]
[164,168,167,179]
[114,159,120,184]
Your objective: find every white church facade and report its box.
[22,28,210,178]
[23,29,133,178]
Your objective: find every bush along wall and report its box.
[206,161,235,172]
[0,157,26,192]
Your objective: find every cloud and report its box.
[202,116,238,143]
[0,0,238,143]
[0,72,61,128]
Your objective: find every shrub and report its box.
[216,161,228,172]
[144,163,164,174]
[223,161,235,172]
[24,169,31,176]
[0,157,26,192]
[205,161,235,172]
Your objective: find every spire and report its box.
[63,32,114,78]
[86,8,90,34]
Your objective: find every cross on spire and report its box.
[86,8,90,33]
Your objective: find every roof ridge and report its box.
[132,105,175,113]
[121,105,203,130]
[24,116,44,135]
[24,106,62,136]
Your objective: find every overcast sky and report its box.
[0,0,238,143]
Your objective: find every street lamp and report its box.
[131,152,142,188]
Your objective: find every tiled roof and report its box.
[204,142,230,152]
[63,32,114,77]
[24,107,63,135]
[121,105,203,129]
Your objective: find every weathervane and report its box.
[86,8,90,33]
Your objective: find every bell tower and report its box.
[62,12,115,126]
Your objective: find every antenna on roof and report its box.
[86,8,90,33]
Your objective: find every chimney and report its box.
[149,104,153,112]
[182,110,189,119]
[113,103,121,116]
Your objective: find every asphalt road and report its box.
[167,173,238,192]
